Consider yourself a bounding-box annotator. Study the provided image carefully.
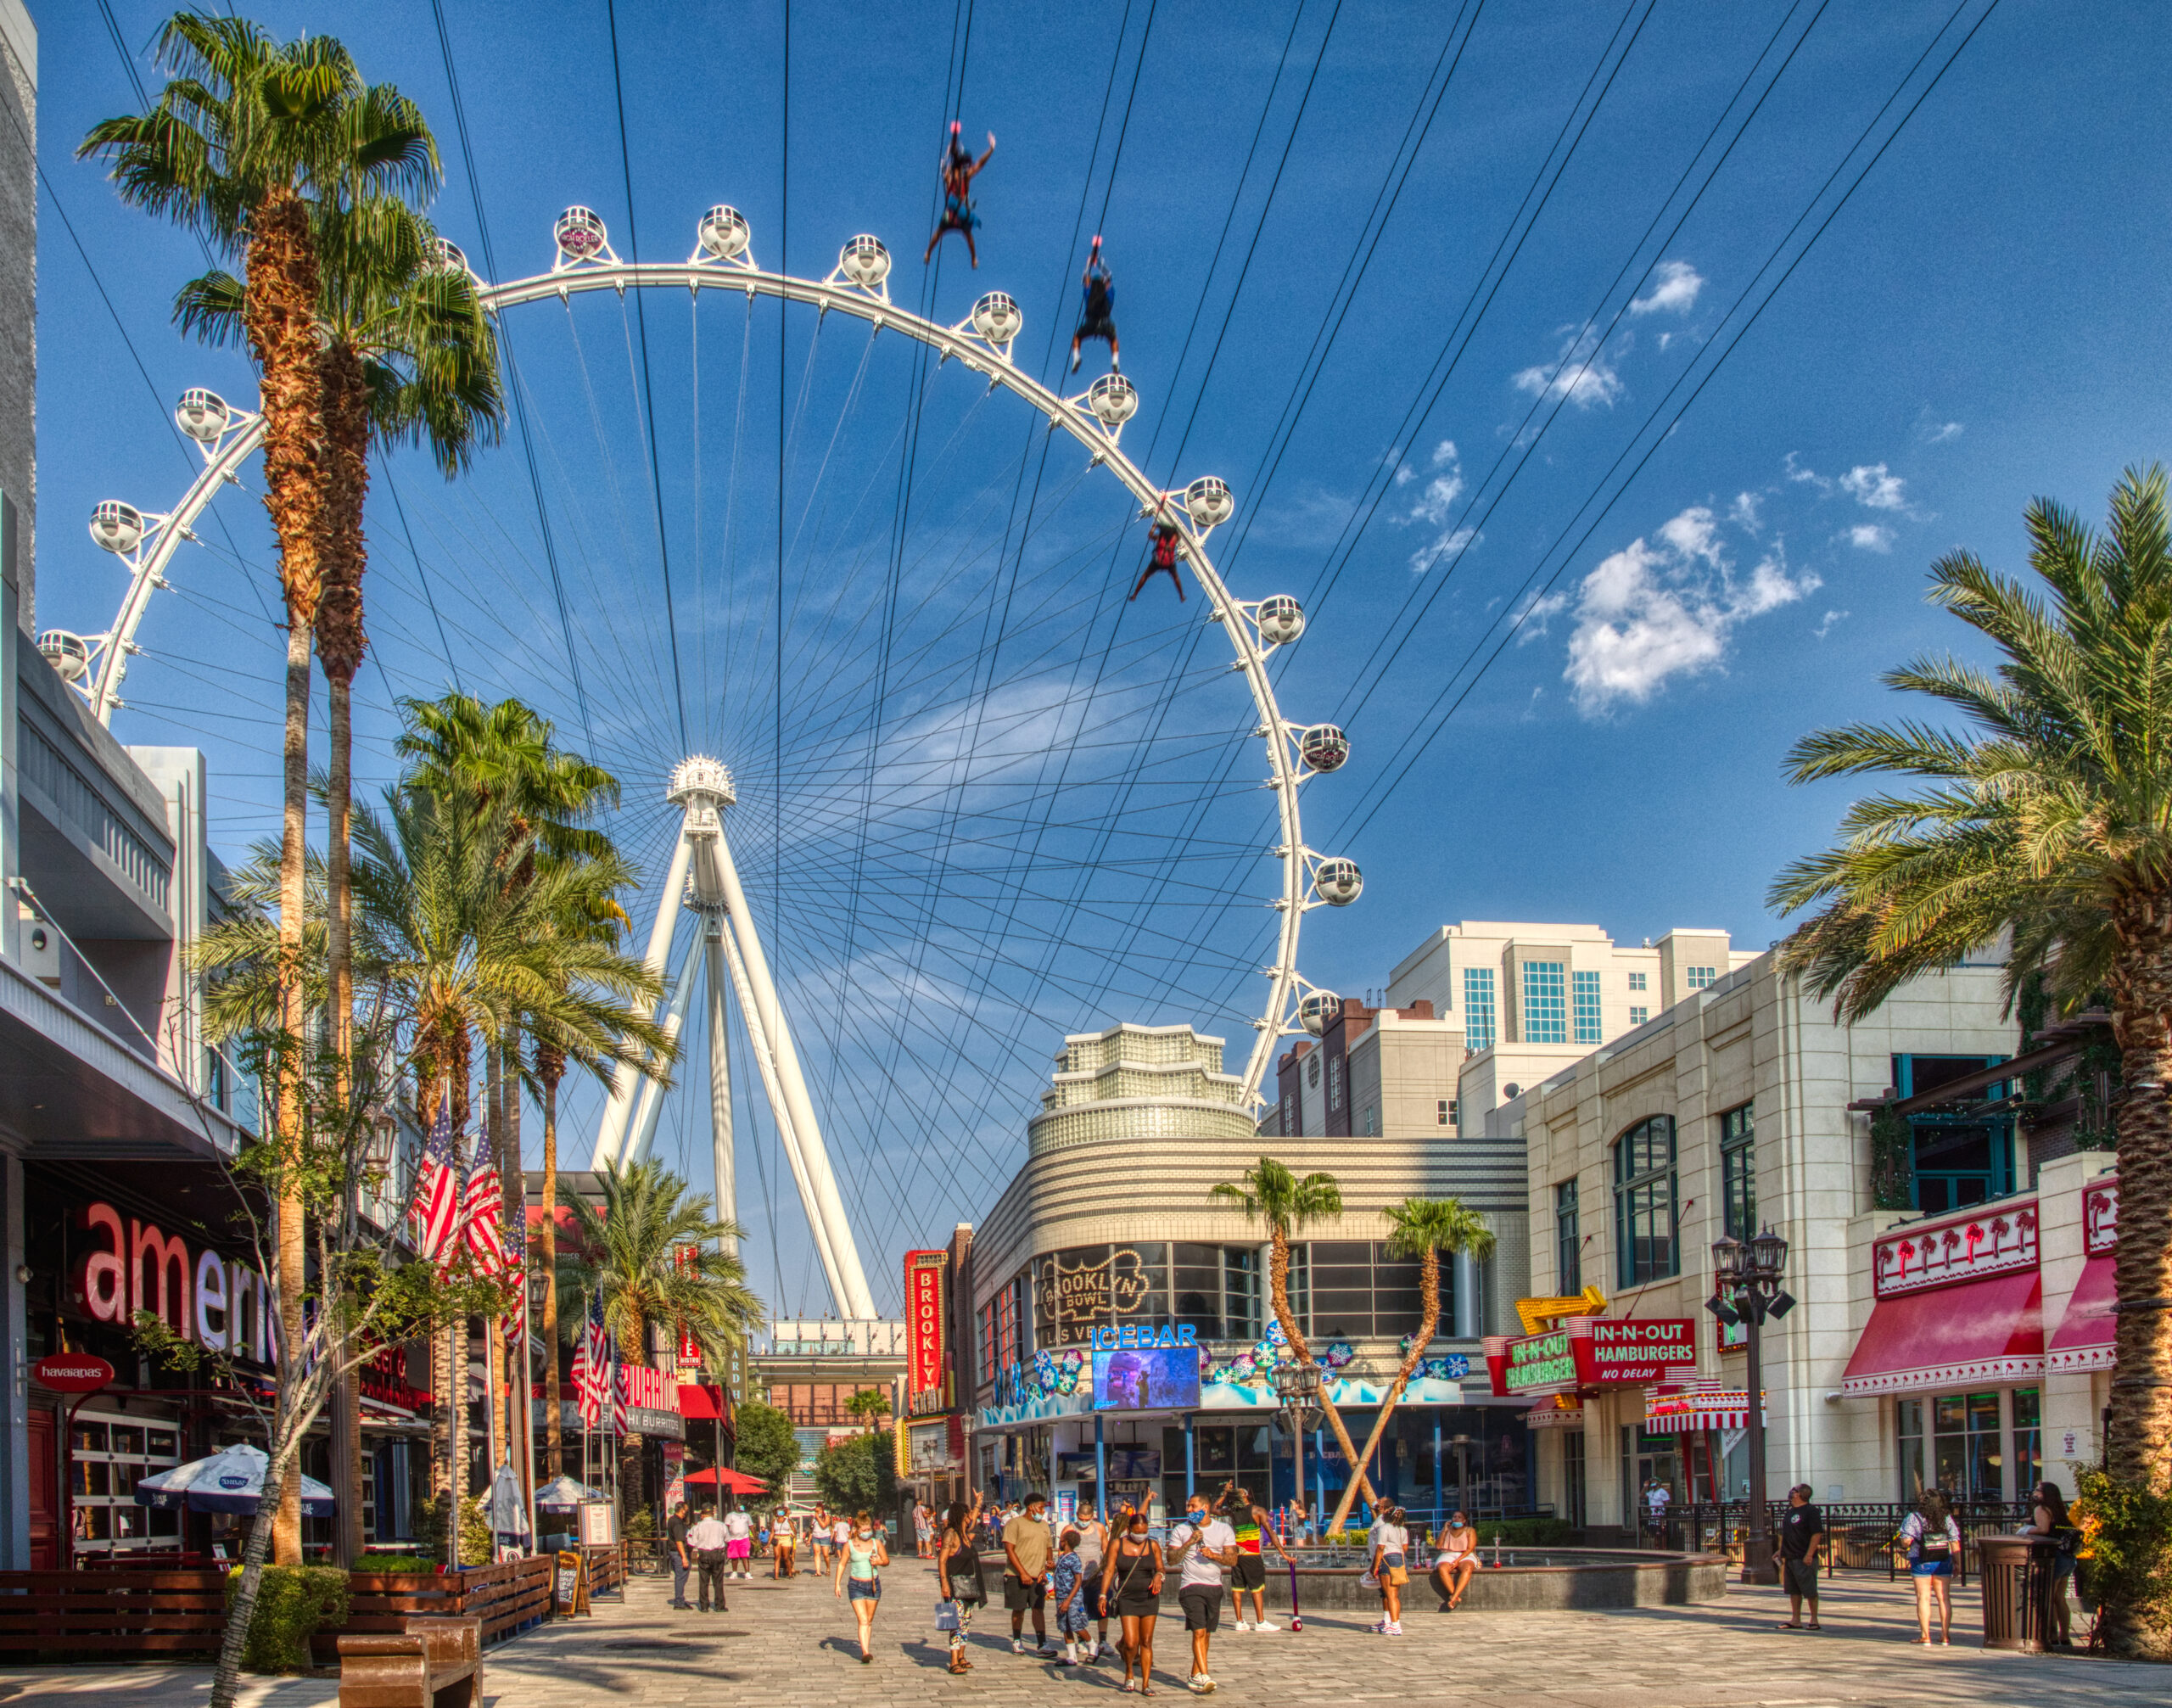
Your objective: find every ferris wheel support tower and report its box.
[594,756,876,1320]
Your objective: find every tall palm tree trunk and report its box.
[484,1044,507,1488]
[1268,1229,1376,1516]
[502,1037,532,1509]
[540,1051,564,1477]
[1330,1252,1438,1537]
[2106,906,2172,1657]
[244,179,327,1571]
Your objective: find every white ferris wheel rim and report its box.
[71,211,1360,1106]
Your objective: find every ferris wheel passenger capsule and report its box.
[90,501,145,555]
[1299,724,1350,773]
[971,291,1022,347]
[554,206,609,263]
[1313,857,1363,906]
[1298,989,1342,1037]
[175,389,230,444]
[428,237,468,275]
[1087,372,1138,428]
[839,234,891,289]
[1184,476,1234,530]
[36,630,90,685]
[1255,595,1305,647]
[698,204,750,260]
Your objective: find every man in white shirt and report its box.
[721,1502,755,1579]
[686,1508,731,1612]
[1168,1493,1237,1694]
[831,1511,853,1560]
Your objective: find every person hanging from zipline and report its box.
[1130,515,1188,603]
[923,120,996,268]
[1070,236,1120,373]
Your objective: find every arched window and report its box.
[1613,1115,1678,1286]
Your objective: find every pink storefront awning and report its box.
[1840,1267,2043,1397]
[2046,1254,2116,1375]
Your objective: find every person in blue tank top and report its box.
[835,1508,891,1664]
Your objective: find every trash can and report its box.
[1977,1535,2043,1652]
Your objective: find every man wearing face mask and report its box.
[1169,1492,1237,1694]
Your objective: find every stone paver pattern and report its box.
[3,1556,2163,1706]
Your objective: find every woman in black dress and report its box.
[938,1492,987,1673]
[1098,1508,1165,1694]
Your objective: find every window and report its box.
[1572,970,1603,1044]
[1719,1102,1755,1240]
[1464,968,1496,1053]
[1327,1053,1343,1113]
[978,1302,997,1384]
[1686,966,1716,990]
[1439,1098,1457,1128]
[1613,1116,1679,1286]
[1893,1054,2014,1212]
[2013,1388,2040,1498]
[1627,972,1648,993]
[1362,1103,1376,1136]
[1281,1089,1296,1136]
[1629,1006,1649,1027]
[1897,1392,2004,1501]
[1223,1247,1262,1342]
[1173,1243,1225,1341]
[1307,1052,1320,1087]
[1522,960,1567,1044]
[1555,1179,1581,1292]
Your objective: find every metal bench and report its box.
[336,1614,484,1708]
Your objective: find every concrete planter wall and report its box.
[1149,1550,1727,1616]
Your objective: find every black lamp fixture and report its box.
[1709,1224,1792,1587]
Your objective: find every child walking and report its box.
[1051,1529,1092,1665]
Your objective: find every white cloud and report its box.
[1840,462,1907,511]
[1630,260,1704,316]
[1409,526,1478,574]
[1404,440,1464,524]
[1922,420,1962,444]
[1814,609,1850,640]
[1730,491,1764,532]
[1559,507,1819,714]
[1513,326,1624,410]
[1783,451,1830,491]
[1845,523,1894,553]
[1514,589,1570,641]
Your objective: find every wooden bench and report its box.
[336,1614,484,1708]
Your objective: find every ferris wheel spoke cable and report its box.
[1324,0,2002,856]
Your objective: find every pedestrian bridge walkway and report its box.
[0,1555,2154,1705]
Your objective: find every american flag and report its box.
[500,1212,529,1348]
[572,1295,609,1430]
[461,1159,507,1276]
[610,1358,628,1436]
[409,1104,464,1269]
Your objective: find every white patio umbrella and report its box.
[489,1460,531,1541]
[135,1442,335,1515]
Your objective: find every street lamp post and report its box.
[1449,1433,1475,1521]
[1707,1230,1795,1586]
[1273,1361,1322,1540]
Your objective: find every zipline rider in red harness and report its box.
[1130,519,1187,603]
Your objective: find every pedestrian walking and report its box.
[1223,1485,1290,1632]
[1369,1504,1410,1635]
[775,1509,799,1578]
[1642,1479,1672,1544]
[938,1492,988,1674]
[688,1507,731,1612]
[1100,1505,1166,1695]
[2024,1479,2080,1649]
[1003,1491,1058,1656]
[1170,1492,1236,1694]
[812,1503,834,1575]
[1898,1488,1960,1644]
[1286,1497,1311,1547]
[1430,1510,1476,1610]
[1777,1485,1826,1632]
[1075,1500,1111,1660]
[722,1498,755,1578]
[916,1501,936,1559]
[834,1508,889,1662]
[666,1500,694,1609]
[1051,1529,1094,1664]
[831,1508,853,1572]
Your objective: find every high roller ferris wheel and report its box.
[48,200,1366,1319]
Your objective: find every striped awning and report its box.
[1644,1381,1761,1434]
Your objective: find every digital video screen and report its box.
[1092,1346,1201,1411]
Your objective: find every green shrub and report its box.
[225,1565,350,1673]
[2073,1465,2172,1649]
[1473,1517,1576,1547]
[350,1554,440,1574]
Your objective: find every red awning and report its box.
[1841,1268,2043,1397]
[678,1383,731,1423]
[2047,1254,2116,1375]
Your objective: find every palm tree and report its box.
[557,1160,766,1506]
[1769,464,2172,1658]
[1210,1158,1379,1515]
[1326,1197,1495,1536]
[81,14,438,1569]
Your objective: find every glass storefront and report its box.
[1895,1387,2038,1501]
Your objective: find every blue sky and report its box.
[28,1,2170,1314]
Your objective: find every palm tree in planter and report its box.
[556,1161,766,1515]
[82,13,438,1566]
[1326,1196,1494,1536]
[1210,1158,1380,1514]
[1769,465,2172,1658]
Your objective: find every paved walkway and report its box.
[3,1557,2162,1705]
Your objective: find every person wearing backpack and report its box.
[1898,1488,1960,1644]
[2025,1479,2080,1649]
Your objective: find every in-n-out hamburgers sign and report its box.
[1486,1316,1696,1398]
[73,1201,278,1365]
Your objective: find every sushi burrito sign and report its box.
[1487,1317,1696,1398]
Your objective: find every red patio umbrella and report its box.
[685,1467,768,1492]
